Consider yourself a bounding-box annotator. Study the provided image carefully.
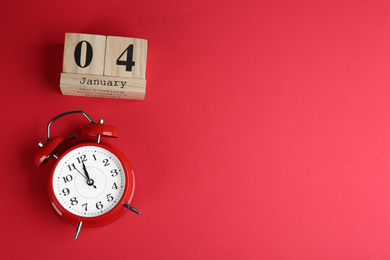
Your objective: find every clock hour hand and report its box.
[82,163,97,189]
[82,162,91,180]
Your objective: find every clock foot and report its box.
[74,220,82,240]
[123,203,140,214]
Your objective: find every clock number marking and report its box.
[82,203,88,211]
[62,188,70,196]
[106,193,114,202]
[70,197,78,206]
[96,201,103,210]
[116,44,135,72]
[92,154,97,161]
[111,169,118,177]
[74,41,93,68]
[103,159,110,167]
[63,174,73,183]
[68,163,76,171]
[76,155,87,164]
[112,182,118,190]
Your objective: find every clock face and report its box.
[52,145,126,217]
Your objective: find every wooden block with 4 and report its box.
[60,33,148,100]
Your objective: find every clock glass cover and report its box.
[52,145,126,217]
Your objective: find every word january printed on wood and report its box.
[80,77,127,88]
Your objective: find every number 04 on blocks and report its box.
[60,33,148,100]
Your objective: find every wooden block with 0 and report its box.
[62,33,106,75]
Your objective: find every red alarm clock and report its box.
[34,110,139,239]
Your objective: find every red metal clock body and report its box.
[35,110,139,239]
[48,142,135,227]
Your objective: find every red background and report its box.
[1,0,390,259]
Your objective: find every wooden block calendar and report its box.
[60,33,147,100]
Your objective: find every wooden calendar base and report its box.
[60,73,146,100]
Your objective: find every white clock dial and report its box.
[52,146,126,217]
